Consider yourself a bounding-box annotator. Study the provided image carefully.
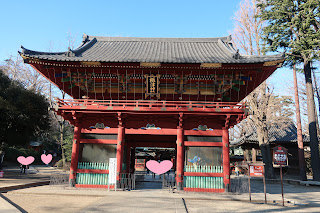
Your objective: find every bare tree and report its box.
[66,31,77,50]
[47,31,79,169]
[231,0,294,178]
[246,83,294,178]
[232,0,264,55]
[1,55,50,94]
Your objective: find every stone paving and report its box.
[0,165,67,189]
[1,167,320,213]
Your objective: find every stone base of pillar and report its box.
[177,182,183,190]
[69,179,75,187]
[224,184,230,192]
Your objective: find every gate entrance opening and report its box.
[134,147,176,190]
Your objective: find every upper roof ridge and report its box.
[87,36,231,43]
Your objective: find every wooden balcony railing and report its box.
[56,99,246,113]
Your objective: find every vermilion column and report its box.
[69,120,81,187]
[116,126,125,182]
[222,128,230,192]
[176,127,184,190]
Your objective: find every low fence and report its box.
[162,172,176,191]
[50,174,69,186]
[229,177,249,193]
[118,173,135,190]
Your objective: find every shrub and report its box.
[5,147,42,164]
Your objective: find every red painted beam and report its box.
[30,59,271,70]
[82,128,226,136]
[184,172,224,177]
[126,128,177,135]
[82,128,178,135]
[184,130,223,136]
[82,128,118,134]
[80,139,117,144]
[184,142,222,147]
[134,142,176,148]
[58,106,245,114]
[77,169,109,174]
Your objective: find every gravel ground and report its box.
[3,185,320,213]
[3,193,104,213]
[2,173,320,213]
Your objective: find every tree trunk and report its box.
[59,121,66,169]
[304,61,320,180]
[260,143,275,179]
[252,148,257,162]
[311,67,320,135]
[257,121,275,179]
[246,149,251,162]
[293,65,307,181]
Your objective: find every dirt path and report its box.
[3,193,104,213]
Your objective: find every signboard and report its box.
[108,158,117,184]
[272,146,287,206]
[145,74,160,99]
[273,146,288,166]
[247,163,267,204]
[249,165,264,177]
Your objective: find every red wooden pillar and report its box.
[176,127,184,190]
[69,120,81,187]
[116,126,125,182]
[222,128,230,192]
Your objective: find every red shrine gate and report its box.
[20,35,283,192]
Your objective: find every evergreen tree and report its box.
[0,70,50,149]
[257,0,320,180]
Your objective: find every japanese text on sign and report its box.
[273,146,288,166]
[108,158,117,184]
[145,74,160,98]
[249,165,264,177]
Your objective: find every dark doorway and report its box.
[126,134,177,190]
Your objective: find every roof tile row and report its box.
[20,36,283,64]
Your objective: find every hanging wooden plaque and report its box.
[145,74,161,98]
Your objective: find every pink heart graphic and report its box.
[17,156,35,166]
[41,154,53,165]
[146,160,173,175]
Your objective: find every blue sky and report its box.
[0,0,302,96]
[1,0,240,58]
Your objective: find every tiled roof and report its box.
[20,35,283,64]
[230,123,311,146]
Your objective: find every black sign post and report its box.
[248,164,251,202]
[280,165,284,206]
[273,146,288,206]
[248,163,266,203]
